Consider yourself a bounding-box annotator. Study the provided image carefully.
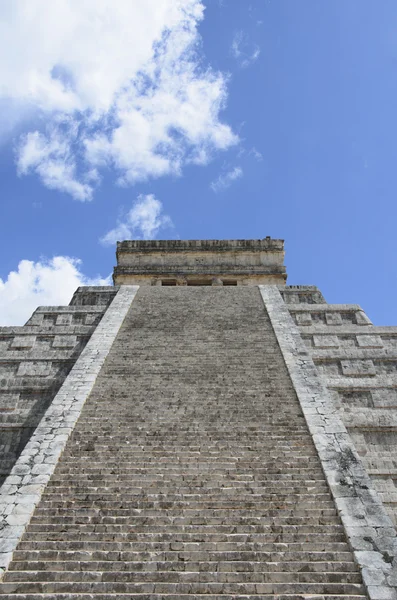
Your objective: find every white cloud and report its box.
[231,31,260,68]
[0,256,110,326]
[100,194,173,245]
[2,1,237,199]
[17,128,93,201]
[210,166,243,193]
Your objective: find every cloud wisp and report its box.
[100,194,174,245]
[210,166,243,193]
[231,31,260,68]
[0,257,110,326]
[2,1,238,200]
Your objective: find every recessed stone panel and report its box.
[52,335,77,349]
[55,314,72,326]
[339,336,357,348]
[16,362,52,377]
[372,388,397,408]
[295,312,312,325]
[357,335,383,348]
[325,312,343,325]
[0,393,19,412]
[337,390,374,408]
[363,430,397,456]
[341,359,376,377]
[85,314,101,326]
[313,335,339,348]
[10,336,36,350]
[0,364,17,377]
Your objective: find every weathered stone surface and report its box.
[289,289,397,530]
[0,287,119,486]
[0,286,368,598]
[114,238,287,285]
[1,238,397,598]
[0,285,137,577]
[260,285,397,600]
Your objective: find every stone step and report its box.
[4,570,363,584]
[31,508,340,518]
[51,467,325,475]
[42,477,330,487]
[61,449,316,453]
[60,450,317,457]
[45,477,329,486]
[11,549,360,563]
[56,463,321,470]
[0,594,370,600]
[50,472,326,480]
[56,460,317,473]
[66,436,313,440]
[39,491,334,501]
[44,458,325,467]
[37,501,337,511]
[30,514,342,525]
[64,429,313,436]
[66,424,311,429]
[26,523,344,534]
[9,560,360,573]
[21,532,347,544]
[45,480,330,491]
[63,434,316,440]
[16,541,352,553]
[0,581,367,595]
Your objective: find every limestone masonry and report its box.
[0,238,396,599]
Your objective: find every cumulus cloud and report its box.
[100,194,173,245]
[2,1,237,200]
[0,257,110,326]
[231,31,260,68]
[17,128,93,201]
[210,166,243,193]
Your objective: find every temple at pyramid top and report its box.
[113,237,286,286]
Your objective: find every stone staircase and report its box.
[0,286,367,598]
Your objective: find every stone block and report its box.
[372,389,397,408]
[85,314,100,325]
[295,312,312,325]
[10,336,36,349]
[16,362,52,377]
[357,335,384,348]
[52,335,77,348]
[326,312,343,325]
[55,314,72,326]
[341,359,377,377]
[0,393,19,412]
[313,334,339,348]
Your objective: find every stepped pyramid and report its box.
[0,239,396,599]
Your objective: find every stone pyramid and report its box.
[0,239,396,599]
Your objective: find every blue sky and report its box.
[0,0,396,325]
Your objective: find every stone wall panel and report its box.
[0,287,118,486]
